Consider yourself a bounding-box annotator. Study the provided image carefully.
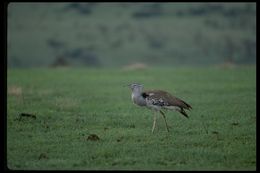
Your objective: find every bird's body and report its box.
[128,83,192,133]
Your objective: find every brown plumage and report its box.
[143,90,192,118]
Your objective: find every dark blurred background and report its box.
[7,2,256,68]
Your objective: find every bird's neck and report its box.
[131,89,146,106]
[131,88,142,98]
[131,92,139,100]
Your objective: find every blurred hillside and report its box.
[7,2,256,68]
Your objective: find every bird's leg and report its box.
[159,110,169,132]
[152,111,157,133]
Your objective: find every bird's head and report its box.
[127,83,143,92]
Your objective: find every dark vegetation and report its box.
[8,3,256,68]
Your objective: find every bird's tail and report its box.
[178,108,189,118]
[180,100,192,110]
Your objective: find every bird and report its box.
[128,83,192,133]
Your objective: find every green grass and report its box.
[7,66,256,170]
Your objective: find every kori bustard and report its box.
[128,83,192,133]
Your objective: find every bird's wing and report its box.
[143,90,192,110]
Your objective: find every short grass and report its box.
[7,66,256,170]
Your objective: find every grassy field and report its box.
[7,66,256,170]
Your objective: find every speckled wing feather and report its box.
[143,90,192,110]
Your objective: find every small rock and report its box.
[212,131,219,134]
[87,134,100,141]
[38,153,48,160]
[231,122,239,126]
[18,113,36,121]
